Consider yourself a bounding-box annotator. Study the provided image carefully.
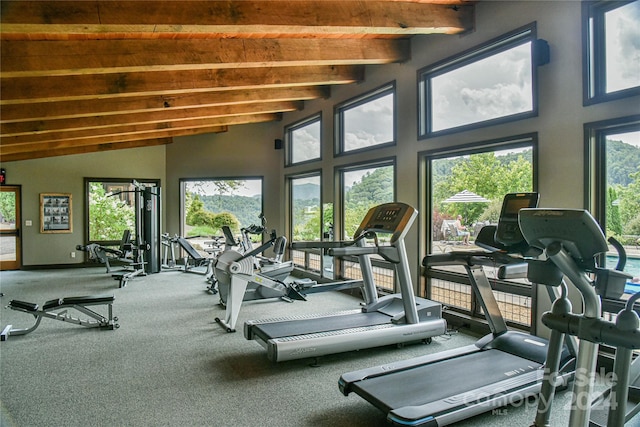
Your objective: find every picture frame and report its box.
[40,193,72,233]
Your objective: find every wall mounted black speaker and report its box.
[274,139,283,150]
[534,39,550,66]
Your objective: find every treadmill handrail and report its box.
[328,246,378,256]
[328,246,401,263]
[424,250,524,269]
[290,240,357,250]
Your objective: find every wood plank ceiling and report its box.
[0,0,475,162]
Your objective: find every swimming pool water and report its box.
[606,255,640,278]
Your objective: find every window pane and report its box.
[605,2,640,93]
[604,129,640,280]
[88,181,137,241]
[291,175,321,241]
[431,42,533,132]
[343,92,394,152]
[342,164,394,238]
[183,179,263,238]
[290,119,321,164]
[431,145,534,252]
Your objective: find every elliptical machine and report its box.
[520,208,640,427]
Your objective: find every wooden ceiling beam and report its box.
[0,65,362,103]
[0,86,329,123]
[0,1,474,39]
[1,101,303,136]
[1,38,409,77]
[1,113,280,149]
[0,138,176,162]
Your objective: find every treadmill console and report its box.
[354,202,418,244]
[495,193,539,247]
[519,208,608,270]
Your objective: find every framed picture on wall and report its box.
[40,193,72,233]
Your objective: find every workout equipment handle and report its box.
[290,241,354,250]
[328,247,379,257]
[608,236,626,272]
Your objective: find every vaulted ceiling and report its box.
[0,0,475,162]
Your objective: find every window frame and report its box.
[335,82,397,156]
[419,134,539,332]
[287,170,323,243]
[284,113,322,167]
[83,177,160,246]
[335,158,397,293]
[337,157,397,240]
[286,170,325,273]
[582,1,640,106]
[584,115,640,222]
[179,176,264,240]
[418,23,542,138]
[583,114,640,361]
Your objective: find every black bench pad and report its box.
[9,300,39,312]
[60,295,115,305]
[12,295,114,312]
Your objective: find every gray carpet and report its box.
[0,267,590,426]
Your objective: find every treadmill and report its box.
[338,193,576,426]
[244,202,447,362]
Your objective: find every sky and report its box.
[290,4,639,156]
[291,120,321,163]
[605,1,640,92]
[610,131,640,148]
[185,179,262,198]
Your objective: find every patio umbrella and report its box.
[442,189,490,204]
[442,190,489,223]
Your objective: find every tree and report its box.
[606,187,622,236]
[89,183,135,240]
[0,192,16,223]
[186,194,205,226]
[433,151,533,224]
[618,167,640,235]
[344,167,393,236]
[212,212,240,233]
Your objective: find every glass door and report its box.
[0,185,21,270]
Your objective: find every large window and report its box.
[583,1,640,105]
[180,178,263,250]
[419,24,543,137]
[290,173,322,242]
[422,136,537,328]
[85,178,159,244]
[285,114,321,166]
[288,172,328,274]
[335,83,396,155]
[585,116,640,281]
[340,161,395,238]
[338,160,396,291]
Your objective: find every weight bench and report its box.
[1,294,118,341]
[177,237,213,275]
[76,230,134,273]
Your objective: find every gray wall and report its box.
[4,146,166,266]
[166,122,285,238]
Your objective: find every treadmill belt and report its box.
[352,349,541,410]
[252,311,392,340]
